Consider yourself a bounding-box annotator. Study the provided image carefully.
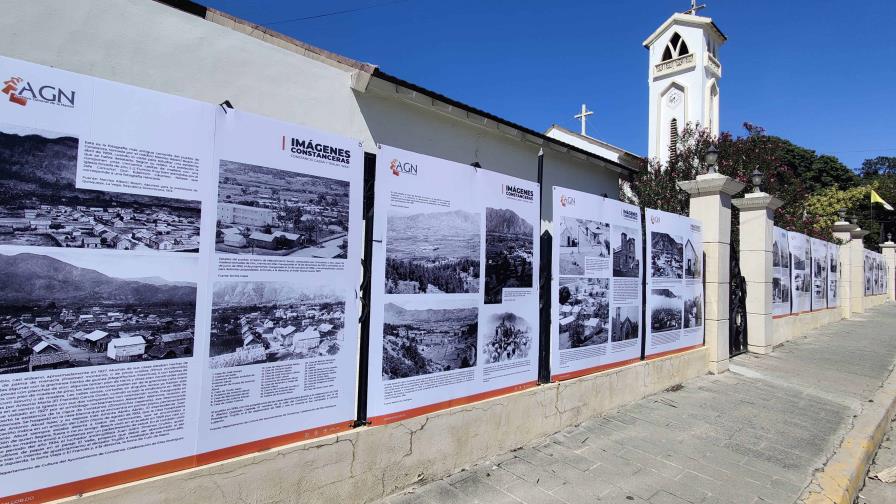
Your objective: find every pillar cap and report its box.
[881,241,896,250]
[832,221,859,233]
[677,173,746,197]
[732,192,783,211]
[850,228,870,239]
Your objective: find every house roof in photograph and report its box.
[161,331,193,343]
[109,336,146,348]
[85,330,110,342]
[559,316,576,325]
[32,341,50,353]
[272,231,300,240]
[249,232,275,242]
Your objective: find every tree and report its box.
[860,156,896,177]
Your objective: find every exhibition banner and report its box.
[827,242,839,308]
[788,232,811,313]
[0,55,211,502]
[367,145,539,424]
[0,56,365,504]
[197,109,362,458]
[810,238,828,310]
[772,227,792,316]
[867,250,885,296]
[550,187,643,380]
[644,209,704,357]
[865,250,874,296]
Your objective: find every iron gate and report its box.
[729,248,748,356]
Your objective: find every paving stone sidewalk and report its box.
[376,305,896,504]
[857,411,896,503]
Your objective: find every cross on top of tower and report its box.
[684,0,706,15]
[574,103,593,136]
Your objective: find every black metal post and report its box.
[537,149,552,384]
[640,211,648,360]
[354,152,376,427]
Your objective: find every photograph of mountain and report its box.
[0,124,202,252]
[382,299,478,380]
[484,207,533,304]
[209,281,345,368]
[385,209,480,294]
[650,288,682,333]
[0,250,197,374]
[558,217,611,275]
[651,232,683,279]
[216,160,350,258]
[482,312,531,364]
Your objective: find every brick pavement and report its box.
[376,305,896,504]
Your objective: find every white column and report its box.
[882,240,896,302]
[732,192,782,355]
[833,221,858,319]
[849,229,869,315]
[678,173,746,374]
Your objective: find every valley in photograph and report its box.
[0,251,197,374]
[482,312,531,364]
[558,217,611,275]
[558,277,610,349]
[0,125,202,253]
[216,159,350,258]
[382,300,478,380]
[385,209,480,294]
[483,207,534,304]
[209,281,345,368]
[650,288,682,333]
[651,232,683,279]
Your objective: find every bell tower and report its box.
[644,2,725,165]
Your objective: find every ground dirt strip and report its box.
[375,304,896,504]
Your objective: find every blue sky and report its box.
[202,0,896,169]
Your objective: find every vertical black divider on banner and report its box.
[354,151,377,427]
[640,211,648,360]
[702,250,707,346]
[537,150,552,384]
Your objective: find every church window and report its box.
[661,32,690,61]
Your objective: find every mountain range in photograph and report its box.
[385,209,480,294]
[484,207,534,304]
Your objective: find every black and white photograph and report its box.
[482,312,531,364]
[612,225,640,278]
[216,159,350,258]
[484,207,534,304]
[0,124,202,252]
[683,290,703,329]
[385,208,481,294]
[793,252,807,272]
[382,298,478,380]
[773,277,791,304]
[558,217,611,275]
[684,239,701,280]
[773,237,789,269]
[209,280,345,368]
[611,305,640,342]
[558,277,610,349]
[650,232,683,279]
[813,255,827,300]
[794,271,811,294]
[0,249,197,374]
[650,288,682,333]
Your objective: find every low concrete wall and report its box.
[772,308,843,347]
[53,348,707,504]
[866,295,888,310]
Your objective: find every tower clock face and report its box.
[666,90,683,108]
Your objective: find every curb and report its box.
[800,365,896,504]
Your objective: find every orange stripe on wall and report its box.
[367,381,538,426]
[551,357,641,382]
[645,343,704,361]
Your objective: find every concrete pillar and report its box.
[678,173,746,374]
[732,192,782,355]
[833,221,858,319]
[882,240,896,302]
[849,229,869,314]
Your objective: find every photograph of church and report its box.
[612,225,640,278]
[683,239,700,280]
[558,217,611,275]
[611,305,640,342]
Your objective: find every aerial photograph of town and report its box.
[0,124,202,253]
[650,232,683,279]
[557,217,611,276]
[385,209,480,294]
[650,288,682,333]
[382,298,478,380]
[0,249,197,374]
[209,280,345,368]
[483,207,534,304]
[216,159,350,258]
[482,312,531,364]
[558,277,610,349]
